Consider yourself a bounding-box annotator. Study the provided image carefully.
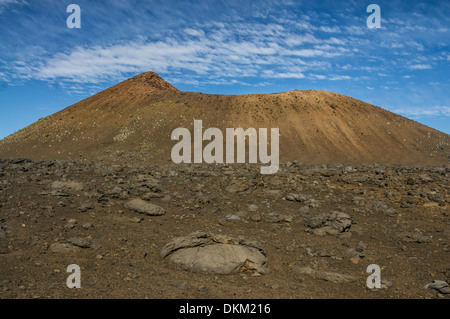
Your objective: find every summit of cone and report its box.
[0,72,449,166]
[121,71,180,92]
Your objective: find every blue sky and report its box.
[0,0,449,139]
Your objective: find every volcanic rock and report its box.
[160,232,268,275]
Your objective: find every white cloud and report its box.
[310,74,350,81]
[408,64,432,70]
[262,69,305,79]
[319,26,341,33]
[329,75,351,81]
[8,20,352,86]
[184,28,205,37]
[0,0,20,5]
[3,2,448,91]
[0,0,26,13]
[393,106,450,118]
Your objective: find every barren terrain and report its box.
[0,73,449,299]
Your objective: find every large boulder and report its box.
[160,232,268,275]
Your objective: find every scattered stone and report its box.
[381,279,392,289]
[1,158,449,298]
[298,206,310,214]
[246,212,262,222]
[49,243,80,253]
[142,192,165,200]
[286,193,308,202]
[64,222,76,230]
[68,237,92,248]
[176,282,187,290]
[371,200,397,216]
[79,203,94,212]
[264,212,293,223]
[0,227,8,254]
[125,198,166,216]
[226,181,249,194]
[51,181,84,192]
[111,186,123,194]
[304,211,352,236]
[423,280,450,294]
[225,214,241,222]
[0,226,6,238]
[355,241,367,253]
[130,216,144,223]
[400,196,419,208]
[293,266,356,283]
[399,231,433,243]
[262,189,283,198]
[82,222,93,230]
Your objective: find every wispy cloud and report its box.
[0,0,26,13]
[1,0,449,95]
[6,20,355,86]
[408,64,432,70]
[393,106,450,118]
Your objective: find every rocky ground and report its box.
[0,158,449,299]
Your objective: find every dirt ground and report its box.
[0,158,449,299]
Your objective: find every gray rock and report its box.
[262,189,283,198]
[64,222,76,230]
[399,231,432,243]
[141,176,163,193]
[381,279,392,288]
[355,241,367,253]
[304,214,327,229]
[176,282,187,290]
[0,229,8,254]
[161,232,268,275]
[79,203,94,212]
[286,193,308,202]
[246,212,262,222]
[226,181,249,194]
[264,212,293,223]
[125,198,166,216]
[82,222,93,230]
[345,248,360,258]
[0,226,6,238]
[400,195,419,208]
[110,186,123,195]
[51,181,84,192]
[304,211,352,236]
[384,207,398,217]
[130,216,144,223]
[68,237,92,248]
[370,200,398,216]
[344,166,353,173]
[142,192,165,200]
[298,206,310,214]
[293,266,356,283]
[423,280,450,294]
[225,214,241,221]
[371,200,388,213]
[49,243,80,253]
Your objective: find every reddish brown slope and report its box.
[0,72,448,165]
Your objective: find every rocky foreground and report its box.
[0,158,449,299]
